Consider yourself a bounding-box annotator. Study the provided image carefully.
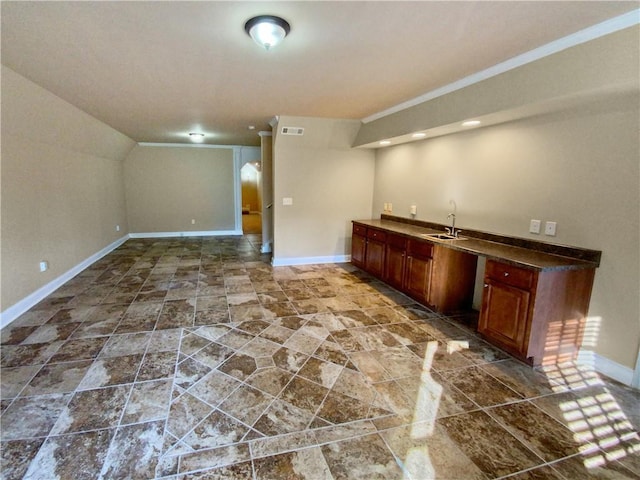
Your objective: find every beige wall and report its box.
[123,145,236,233]
[273,117,375,263]
[1,66,135,311]
[373,93,639,370]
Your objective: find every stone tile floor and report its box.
[1,235,639,479]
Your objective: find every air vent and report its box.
[281,126,304,136]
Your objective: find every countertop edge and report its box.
[352,219,600,272]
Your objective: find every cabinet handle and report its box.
[504,272,510,277]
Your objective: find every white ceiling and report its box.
[1,1,636,147]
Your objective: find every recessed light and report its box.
[379,140,391,146]
[248,125,256,130]
[462,120,481,127]
[412,133,426,139]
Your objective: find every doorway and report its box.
[241,161,262,234]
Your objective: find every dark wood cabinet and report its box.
[351,223,476,314]
[479,262,533,357]
[351,224,367,268]
[364,228,386,277]
[384,233,407,289]
[428,245,478,313]
[351,221,598,366]
[405,240,433,303]
[479,260,595,365]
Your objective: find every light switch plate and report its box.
[529,219,541,234]
[282,197,293,206]
[545,221,557,236]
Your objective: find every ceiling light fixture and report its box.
[379,140,391,146]
[462,120,481,127]
[412,133,427,139]
[189,132,205,143]
[244,15,290,51]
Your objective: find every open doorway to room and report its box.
[241,161,262,234]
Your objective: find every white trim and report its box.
[633,346,640,389]
[272,254,351,267]
[129,230,242,239]
[362,9,640,123]
[233,147,242,233]
[577,349,635,387]
[0,235,129,329]
[260,242,272,254]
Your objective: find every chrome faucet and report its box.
[446,213,458,237]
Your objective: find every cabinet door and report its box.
[405,255,432,303]
[385,244,406,289]
[479,279,530,356]
[351,233,366,268]
[365,239,385,277]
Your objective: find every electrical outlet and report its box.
[529,219,541,234]
[545,221,557,236]
[39,261,48,272]
[282,197,293,206]
[410,205,417,215]
[116,225,120,232]
[191,219,196,225]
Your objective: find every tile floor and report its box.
[1,235,639,479]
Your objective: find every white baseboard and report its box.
[1,230,248,329]
[272,254,351,267]
[577,349,635,387]
[0,235,129,329]
[129,230,242,238]
[261,242,272,254]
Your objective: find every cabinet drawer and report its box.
[407,239,433,258]
[387,233,407,249]
[485,260,535,290]
[367,228,387,242]
[353,224,367,236]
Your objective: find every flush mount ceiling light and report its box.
[189,132,205,143]
[412,133,427,139]
[245,15,290,51]
[462,120,481,127]
[379,140,391,146]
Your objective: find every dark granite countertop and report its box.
[353,218,600,271]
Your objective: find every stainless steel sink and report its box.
[420,233,467,241]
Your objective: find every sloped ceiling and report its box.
[1,1,636,146]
